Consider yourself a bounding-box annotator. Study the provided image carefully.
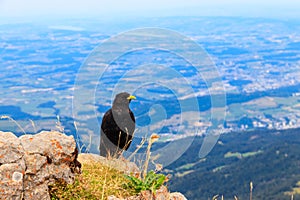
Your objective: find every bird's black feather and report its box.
[100,92,135,157]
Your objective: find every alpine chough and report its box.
[100,92,136,157]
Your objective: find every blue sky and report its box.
[0,0,299,20]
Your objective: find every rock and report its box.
[0,131,24,164]
[78,153,139,175]
[0,131,81,200]
[0,131,26,200]
[108,186,188,200]
[0,162,25,200]
[20,131,76,164]
[137,186,187,200]
[153,185,169,200]
[170,192,188,200]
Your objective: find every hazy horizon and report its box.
[1,0,300,22]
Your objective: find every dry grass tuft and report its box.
[49,161,136,200]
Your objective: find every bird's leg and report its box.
[123,127,133,150]
[117,131,122,150]
[119,128,131,160]
[125,127,129,146]
[115,131,123,158]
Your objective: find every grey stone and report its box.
[0,131,24,164]
[20,131,76,163]
[0,131,81,200]
[107,186,188,200]
[0,162,25,200]
[170,192,188,200]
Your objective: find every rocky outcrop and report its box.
[0,131,186,200]
[0,131,81,200]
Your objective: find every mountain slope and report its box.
[160,128,300,199]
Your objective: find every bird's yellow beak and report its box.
[127,95,136,100]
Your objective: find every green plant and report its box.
[124,170,167,194]
[142,133,160,179]
[124,133,167,194]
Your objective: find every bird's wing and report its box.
[129,110,135,123]
[101,109,113,132]
[127,109,135,134]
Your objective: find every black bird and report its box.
[100,92,136,157]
